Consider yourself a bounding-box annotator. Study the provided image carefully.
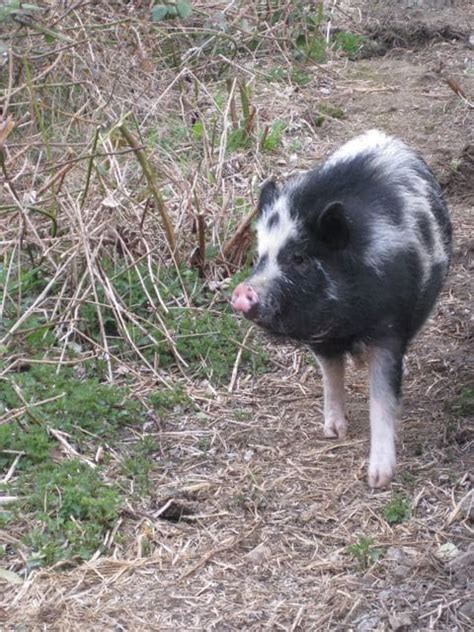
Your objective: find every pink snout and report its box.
[231,282,259,314]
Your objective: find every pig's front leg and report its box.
[315,354,347,439]
[367,345,403,488]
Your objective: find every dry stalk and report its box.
[117,122,177,257]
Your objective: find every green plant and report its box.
[0,425,54,470]
[121,439,158,496]
[234,410,251,421]
[0,1,41,23]
[289,139,303,152]
[286,2,327,63]
[0,364,164,566]
[149,386,190,412]
[265,68,311,87]
[2,255,267,388]
[347,536,383,570]
[172,308,267,382]
[449,158,462,173]
[383,494,411,525]
[265,68,287,83]
[414,443,423,456]
[148,119,189,152]
[0,364,144,442]
[261,120,286,152]
[333,31,366,60]
[296,34,327,63]
[454,387,474,416]
[291,69,311,86]
[19,459,120,565]
[313,102,345,127]
[198,437,211,452]
[226,80,256,153]
[191,120,204,141]
[227,127,252,152]
[151,1,192,22]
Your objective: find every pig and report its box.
[231,130,452,488]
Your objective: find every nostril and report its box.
[231,282,259,315]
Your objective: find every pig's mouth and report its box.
[238,302,260,322]
[231,293,285,331]
[232,297,334,346]
[232,299,275,328]
[231,284,332,342]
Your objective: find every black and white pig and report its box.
[231,130,452,488]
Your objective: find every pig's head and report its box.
[231,178,351,343]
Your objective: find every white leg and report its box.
[367,346,402,488]
[316,355,347,438]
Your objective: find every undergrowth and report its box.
[0,363,186,564]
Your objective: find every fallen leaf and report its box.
[437,542,459,559]
[0,568,23,585]
[0,115,15,146]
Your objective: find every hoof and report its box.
[368,462,395,488]
[324,416,348,439]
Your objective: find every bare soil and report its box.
[1,2,473,630]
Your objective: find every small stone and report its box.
[389,613,412,631]
[356,614,382,631]
[467,34,474,49]
[460,492,474,522]
[300,503,321,523]
[448,549,474,581]
[245,543,271,565]
[386,546,410,563]
[386,547,417,579]
[393,564,411,580]
[243,449,254,462]
[459,600,474,620]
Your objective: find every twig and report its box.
[48,427,96,468]
[117,122,178,257]
[0,496,20,504]
[228,327,252,393]
[1,453,24,484]
[81,126,100,208]
[178,522,261,581]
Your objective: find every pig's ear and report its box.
[257,179,279,215]
[316,201,350,250]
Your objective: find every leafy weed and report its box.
[18,459,120,566]
[333,31,367,60]
[347,536,384,570]
[383,494,411,525]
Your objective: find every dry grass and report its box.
[0,1,473,630]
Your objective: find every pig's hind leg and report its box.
[316,355,347,439]
[367,345,404,488]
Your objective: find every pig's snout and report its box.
[231,282,259,315]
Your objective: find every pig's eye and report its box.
[292,254,307,266]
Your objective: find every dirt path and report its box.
[2,3,473,630]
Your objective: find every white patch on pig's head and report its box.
[256,194,297,258]
[251,192,298,291]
